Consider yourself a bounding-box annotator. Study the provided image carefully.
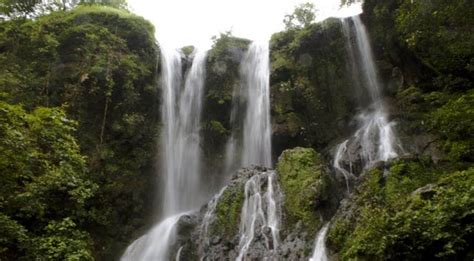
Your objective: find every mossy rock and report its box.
[276,147,328,234]
[209,176,246,241]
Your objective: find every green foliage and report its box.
[396,84,473,163]
[34,218,94,260]
[429,90,474,161]
[396,0,474,78]
[276,147,327,233]
[283,2,316,30]
[0,99,96,259]
[327,160,474,260]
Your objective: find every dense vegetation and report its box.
[0,101,96,259]
[327,160,474,260]
[0,2,159,259]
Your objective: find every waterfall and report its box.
[352,16,382,102]
[241,41,272,168]
[334,15,399,182]
[310,14,400,261]
[225,41,273,174]
[122,48,208,260]
[162,49,207,215]
[309,223,330,261]
[217,41,280,260]
[236,170,281,260]
[121,214,183,260]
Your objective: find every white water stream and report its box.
[122,48,208,260]
[236,171,281,260]
[334,15,399,185]
[309,223,330,261]
[225,41,273,174]
[312,14,400,261]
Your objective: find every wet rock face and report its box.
[278,221,312,260]
[197,166,277,260]
[170,213,200,260]
[173,151,343,260]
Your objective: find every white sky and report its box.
[127,0,362,49]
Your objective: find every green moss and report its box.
[429,90,474,162]
[276,147,327,233]
[210,183,245,240]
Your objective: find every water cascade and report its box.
[121,214,184,260]
[225,41,273,173]
[333,140,351,191]
[236,171,282,260]
[240,42,273,168]
[309,223,330,261]
[122,48,208,260]
[162,49,207,215]
[309,15,401,260]
[334,15,399,184]
[222,41,280,260]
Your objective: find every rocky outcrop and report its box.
[270,18,359,158]
[198,166,276,260]
[276,147,329,233]
[169,148,345,260]
[201,35,251,184]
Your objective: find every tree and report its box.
[283,2,316,29]
[0,99,96,259]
